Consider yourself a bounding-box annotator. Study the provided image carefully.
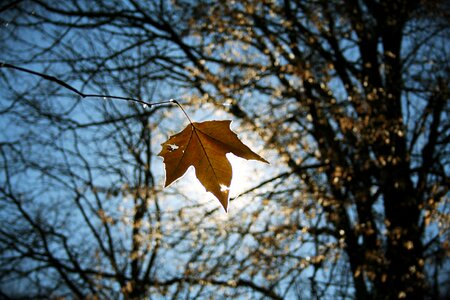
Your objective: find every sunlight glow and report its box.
[164,153,265,212]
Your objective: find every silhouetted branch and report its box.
[0,63,171,108]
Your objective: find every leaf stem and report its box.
[170,99,194,124]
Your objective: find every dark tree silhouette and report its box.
[1,0,449,299]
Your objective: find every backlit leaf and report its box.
[158,120,268,212]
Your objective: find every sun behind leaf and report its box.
[158,120,268,212]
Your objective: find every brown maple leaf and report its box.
[158,120,268,212]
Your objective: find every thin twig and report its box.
[0,62,175,109]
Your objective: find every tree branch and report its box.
[0,63,171,108]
